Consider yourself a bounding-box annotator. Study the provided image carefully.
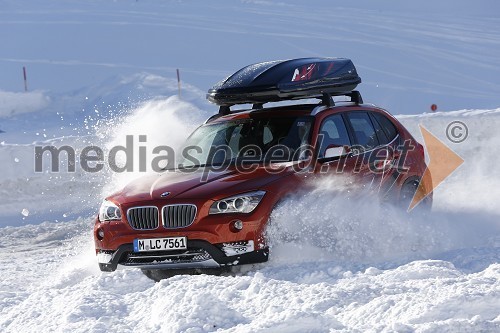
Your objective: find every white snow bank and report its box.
[0,217,498,333]
[0,136,103,226]
[0,90,50,118]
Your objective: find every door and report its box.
[314,114,358,182]
[344,111,400,197]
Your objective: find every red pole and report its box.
[176,68,181,98]
[23,66,28,92]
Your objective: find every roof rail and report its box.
[345,91,363,104]
[215,90,363,115]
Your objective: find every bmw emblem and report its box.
[160,191,171,198]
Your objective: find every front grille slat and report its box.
[154,208,159,228]
[181,206,189,224]
[134,209,138,228]
[169,205,173,228]
[132,209,137,228]
[147,207,153,229]
[178,205,183,227]
[178,206,182,228]
[162,204,197,229]
[127,206,159,230]
[184,207,193,226]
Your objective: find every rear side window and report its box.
[372,113,398,142]
[346,112,379,150]
[369,113,390,145]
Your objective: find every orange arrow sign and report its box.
[409,124,464,211]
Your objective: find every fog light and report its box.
[232,220,243,231]
[97,228,105,240]
[97,251,113,264]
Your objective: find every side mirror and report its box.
[324,145,348,159]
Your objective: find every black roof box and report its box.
[207,57,361,106]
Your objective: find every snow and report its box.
[101,95,210,194]
[0,90,49,117]
[0,219,498,332]
[0,0,499,332]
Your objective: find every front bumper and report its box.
[97,239,269,272]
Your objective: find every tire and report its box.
[399,178,432,213]
[141,267,232,282]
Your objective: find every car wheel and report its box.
[399,178,432,213]
[141,267,232,282]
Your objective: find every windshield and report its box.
[178,115,313,167]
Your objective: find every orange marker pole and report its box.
[176,68,181,98]
[23,66,28,92]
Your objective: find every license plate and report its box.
[133,237,187,252]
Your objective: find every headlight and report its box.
[98,200,122,222]
[209,191,266,214]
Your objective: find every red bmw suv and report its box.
[94,58,432,276]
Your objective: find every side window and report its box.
[318,114,351,158]
[263,126,273,145]
[227,124,243,154]
[346,112,379,150]
[369,113,389,145]
[372,113,398,142]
